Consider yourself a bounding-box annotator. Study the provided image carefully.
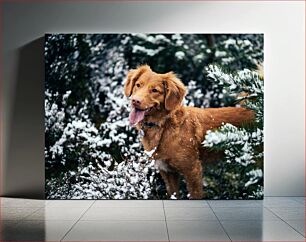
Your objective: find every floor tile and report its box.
[25,207,88,220]
[0,220,20,229]
[1,197,304,241]
[167,220,230,241]
[221,220,305,241]
[81,207,164,220]
[0,220,20,240]
[163,200,209,208]
[92,200,163,208]
[165,207,217,221]
[1,220,75,241]
[264,197,304,207]
[0,207,40,220]
[291,197,305,205]
[0,198,46,208]
[286,220,305,236]
[208,199,263,208]
[213,207,279,220]
[62,220,168,241]
[46,200,94,208]
[268,207,305,220]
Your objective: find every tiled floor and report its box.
[0,197,304,241]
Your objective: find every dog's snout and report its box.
[132,97,142,106]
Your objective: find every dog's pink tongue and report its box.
[129,108,145,126]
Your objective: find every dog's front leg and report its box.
[159,170,180,199]
[182,159,204,199]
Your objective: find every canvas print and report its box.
[45,34,264,199]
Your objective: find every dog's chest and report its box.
[140,127,163,152]
[154,159,170,172]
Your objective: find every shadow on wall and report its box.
[4,37,45,199]
[1,216,46,240]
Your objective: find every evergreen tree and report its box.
[202,65,264,199]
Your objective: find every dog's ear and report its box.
[124,65,151,97]
[163,72,186,111]
[124,70,137,97]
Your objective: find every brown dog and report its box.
[124,65,254,199]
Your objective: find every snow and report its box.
[133,34,170,44]
[175,51,185,60]
[171,34,184,46]
[144,147,157,158]
[245,169,263,187]
[170,193,177,199]
[185,80,207,108]
[223,38,236,48]
[193,53,205,62]
[132,45,164,56]
[73,50,80,59]
[215,50,227,58]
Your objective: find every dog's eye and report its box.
[136,83,140,88]
[152,88,158,93]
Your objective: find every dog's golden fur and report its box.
[124,65,254,199]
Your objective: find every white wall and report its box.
[2,1,305,197]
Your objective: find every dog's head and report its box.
[124,65,186,126]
